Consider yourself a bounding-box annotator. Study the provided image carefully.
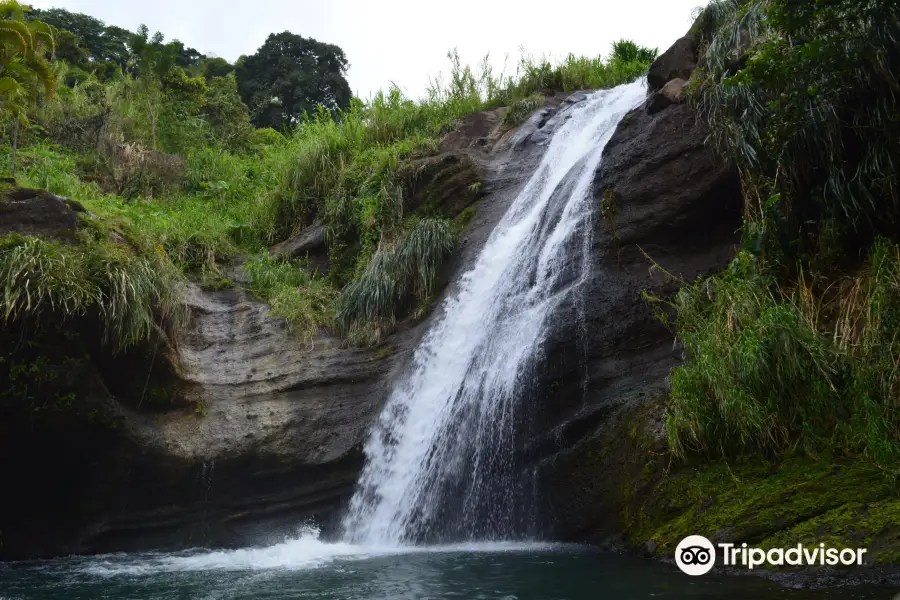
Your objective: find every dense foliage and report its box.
[0,227,186,350]
[653,0,900,470]
[0,1,57,177]
[235,32,352,130]
[28,6,132,79]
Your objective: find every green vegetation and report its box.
[336,218,454,337]
[488,40,657,107]
[235,32,352,129]
[243,251,335,340]
[0,224,186,349]
[647,245,900,467]
[0,3,656,375]
[627,455,900,563]
[503,94,543,126]
[647,0,900,472]
[0,1,57,177]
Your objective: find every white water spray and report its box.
[343,81,647,546]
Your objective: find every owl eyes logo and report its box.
[679,546,712,565]
[675,535,716,576]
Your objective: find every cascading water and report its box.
[342,80,647,546]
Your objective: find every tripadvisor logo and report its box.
[674,535,868,576]
[675,535,716,576]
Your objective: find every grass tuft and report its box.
[243,251,335,341]
[0,230,186,351]
[336,218,453,336]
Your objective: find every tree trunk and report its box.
[151,109,157,150]
[11,115,19,180]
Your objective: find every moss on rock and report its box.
[625,454,900,564]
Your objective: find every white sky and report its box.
[30,0,703,100]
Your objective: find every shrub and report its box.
[503,94,543,126]
[650,252,842,458]
[336,218,453,336]
[243,251,335,340]
[650,244,900,470]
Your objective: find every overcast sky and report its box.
[31,0,703,100]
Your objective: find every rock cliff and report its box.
[0,30,746,559]
[532,32,743,543]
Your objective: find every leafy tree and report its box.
[0,0,56,177]
[201,74,252,150]
[51,29,88,68]
[28,7,129,75]
[158,65,208,151]
[171,40,205,69]
[198,56,233,80]
[129,25,178,79]
[99,25,132,71]
[129,24,181,149]
[235,31,351,129]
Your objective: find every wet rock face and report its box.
[533,96,743,542]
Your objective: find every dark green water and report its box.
[0,539,894,600]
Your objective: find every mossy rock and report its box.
[396,151,484,219]
[626,455,900,564]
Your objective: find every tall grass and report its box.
[336,218,453,336]
[649,244,900,470]
[500,43,656,101]
[0,230,186,350]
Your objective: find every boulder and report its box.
[0,188,86,238]
[398,151,484,217]
[438,108,505,153]
[270,220,329,273]
[646,77,689,115]
[647,35,698,93]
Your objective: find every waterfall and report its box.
[343,80,646,546]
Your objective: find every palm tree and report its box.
[0,0,56,178]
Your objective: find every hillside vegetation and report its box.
[0,1,656,411]
[645,0,900,472]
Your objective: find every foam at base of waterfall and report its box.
[67,526,561,576]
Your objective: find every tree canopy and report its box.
[28,7,130,73]
[235,31,352,130]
